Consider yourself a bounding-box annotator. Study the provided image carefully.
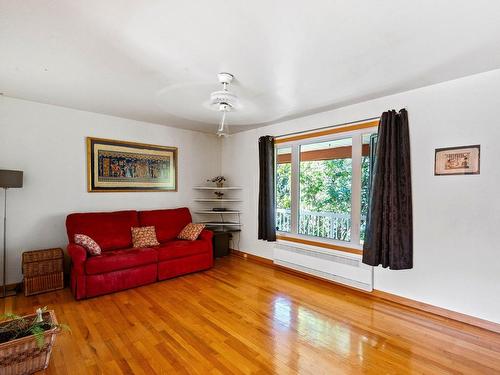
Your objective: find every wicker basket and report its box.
[0,310,60,375]
[22,249,64,296]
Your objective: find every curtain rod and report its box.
[274,116,380,139]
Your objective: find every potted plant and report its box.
[0,307,68,374]
[207,176,226,188]
[214,191,224,199]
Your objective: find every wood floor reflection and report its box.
[2,255,499,374]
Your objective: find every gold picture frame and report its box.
[87,137,178,192]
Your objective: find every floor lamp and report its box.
[0,170,23,298]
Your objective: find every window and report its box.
[275,123,377,247]
[360,133,377,243]
[299,138,352,241]
[276,147,292,232]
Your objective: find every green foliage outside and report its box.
[276,156,371,241]
[360,156,370,241]
[276,163,291,210]
[299,159,352,213]
[276,158,370,213]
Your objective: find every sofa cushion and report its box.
[156,240,211,261]
[138,208,192,242]
[74,234,101,256]
[85,247,158,275]
[131,226,160,248]
[66,210,139,251]
[178,223,205,241]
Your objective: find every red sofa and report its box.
[66,207,213,300]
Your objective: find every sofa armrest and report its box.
[199,229,213,242]
[67,243,87,273]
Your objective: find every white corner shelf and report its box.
[201,222,243,226]
[194,210,241,214]
[193,186,243,190]
[193,182,243,234]
[194,198,242,202]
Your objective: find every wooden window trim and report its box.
[277,144,370,163]
[275,120,379,144]
[276,234,363,256]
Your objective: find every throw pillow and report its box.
[131,226,160,248]
[178,223,205,241]
[74,234,101,256]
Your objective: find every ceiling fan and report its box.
[155,71,291,129]
[208,72,240,137]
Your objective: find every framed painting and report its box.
[87,137,178,192]
[434,145,480,176]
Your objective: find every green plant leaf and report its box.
[0,313,20,321]
[31,325,45,348]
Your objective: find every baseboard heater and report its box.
[273,242,373,291]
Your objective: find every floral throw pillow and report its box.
[131,226,160,248]
[177,223,205,241]
[74,234,101,256]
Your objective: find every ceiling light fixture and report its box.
[209,72,239,137]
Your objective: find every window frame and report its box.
[275,122,378,252]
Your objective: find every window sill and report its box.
[276,233,363,256]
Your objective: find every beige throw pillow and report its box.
[131,226,160,248]
[177,223,205,241]
[74,234,102,256]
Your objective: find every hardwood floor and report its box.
[2,255,500,374]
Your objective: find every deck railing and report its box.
[276,208,367,242]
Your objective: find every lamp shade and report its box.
[0,170,23,188]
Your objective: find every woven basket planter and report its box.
[0,310,60,375]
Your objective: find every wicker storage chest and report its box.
[22,248,64,296]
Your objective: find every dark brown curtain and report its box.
[363,109,413,269]
[258,135,276,241]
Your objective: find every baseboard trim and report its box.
[229,249,500,335]
[0,282,22,297]
[230,249,274,265]
[369,289,500,334]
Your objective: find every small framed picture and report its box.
[434,145,480,176]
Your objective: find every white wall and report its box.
[0,96,221,283]
[2,68,499,324]
[222,68,500,324]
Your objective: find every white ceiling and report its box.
[2,1,500,134]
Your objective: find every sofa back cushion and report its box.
[138,207,192,243]
[66,210,139,251]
